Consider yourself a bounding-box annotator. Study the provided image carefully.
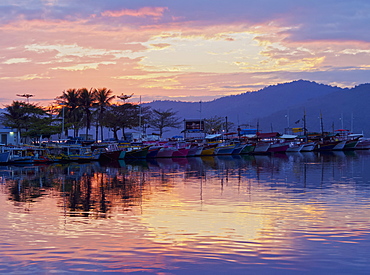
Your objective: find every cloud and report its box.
[101,7,168,18]
[149,43,171,50]
[0,0,370,105]
[3,58,31,64]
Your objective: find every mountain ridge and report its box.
[144,80,370,137]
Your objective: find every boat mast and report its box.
[303,108,307,140]
[139,96,142,140]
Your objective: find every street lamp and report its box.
[16,93,34,103]
[58,103,67,139]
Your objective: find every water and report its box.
[1,151,370,274]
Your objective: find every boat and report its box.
[232,143,246,155]
[239,143,256,154]
[0,151,10,163]
[356,138,370,150]
[214,143,236,155]
[286,143,304,152]
[253,142,270,154]
[93,143,124,162]
[315,140,345,151]
[6,147,35,164]
[332,140,347,150]
[146,145,161,158]
[66,146,100,161]
[124,145,149,159]
[300,142,317,152]
[200,144,218,156]
[156,146,176,158]
[187,144,200,157]
[268,141,290,153]
[193,145,204,156]
[172,146,190,157]
[171,141,191,157]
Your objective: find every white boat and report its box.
[332,140,347,150]
[214,143,236,155]
[286,143,304,152]
[356,138,370,150]
[253,142,270,153]
[300,142,317,152]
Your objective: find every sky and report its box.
[1,0,370,106]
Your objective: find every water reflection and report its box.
[1,151,370,274]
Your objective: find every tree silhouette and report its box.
[94,88,115,141]
[149,108,181,138]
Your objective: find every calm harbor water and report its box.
[1,151,370,274]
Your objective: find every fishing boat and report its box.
[66,146,100,161]
[5,147,35,164]
[172,146,190,157]
[316,140,345,151]
[200,144,218,156]
[187,144,200,157]
[268,141,290,153]
[214,143,236,155]
[300,142,317,152]
[286,143,304,152]
[171,141,191,157]
[124,145,149,159]
[93,143,124,162]
[356,138,370,149]
[156,146,176,158]
[239,143,256,154]
[253,142,270,153]
[146,145,161,158]
[0,151,10,163]
[232,143,246,154]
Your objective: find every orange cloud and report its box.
[149,43,171,49]
[101,7,168,18]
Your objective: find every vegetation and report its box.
[1,89,236,143]
[94,88,115,141]
[1,101,59,143]
[0,90,182,143]
[149,108,181,138]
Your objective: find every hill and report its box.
[144,80,370,136]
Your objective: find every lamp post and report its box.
[62,105,65,138]
[58,103,66,139]
[16,93,34,103]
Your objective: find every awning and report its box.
[205,134,222,139]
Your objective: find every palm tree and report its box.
[1,101,48,144]
[78,88,96,140]
[56,89,81,137]
[94,88,115,141]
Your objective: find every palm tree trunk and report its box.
[95,121,99,142]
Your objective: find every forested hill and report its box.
[144,80,370,135]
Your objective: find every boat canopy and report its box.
[257,132,280,139]
[279,134,298,139]
[349,133,363,138]
[205,134,222,139]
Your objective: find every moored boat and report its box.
[300,142,317,152]
[0,151,10,163]
[124,146,149,159]
[355,138,370,150]
[239,143,256,154]
[286,143,304,152]
[214,143,236,155]
[268,141,290,153]
[253,142,270,154]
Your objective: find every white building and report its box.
[0,128,18,145]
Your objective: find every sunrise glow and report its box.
[0,1,369,105]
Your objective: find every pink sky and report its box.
[0,0,369,106]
